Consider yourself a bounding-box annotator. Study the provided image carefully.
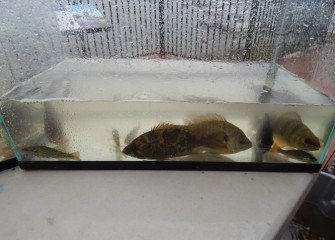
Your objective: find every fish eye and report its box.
[223,135,229,142]
[305,138,315,145]
[239,139,247,145]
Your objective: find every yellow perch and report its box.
[272,112,320,151]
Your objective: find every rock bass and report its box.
[122,114,252,160]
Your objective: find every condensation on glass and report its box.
[0,0,334,169]
[0,123,14,162]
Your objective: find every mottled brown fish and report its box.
[272,112,320,151]
[122,114,252,160]
[21,146,80,160]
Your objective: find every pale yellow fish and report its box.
[272,112,320,151]
[21,146,80,161]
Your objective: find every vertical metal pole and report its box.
[159,0,165,55]
[263,0,292,93]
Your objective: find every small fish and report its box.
[272,112,320,151]
[122,114,252,160]
[112,129,123,160]
[112,129,121,149]
[44,102,68,148]
[262,152,289,163]
[124,126,140,145]
[21,146,80,160]
[0,147,15,161]
[277,149,317,163]
[256,114,273,152]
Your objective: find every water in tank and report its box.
[0,0,334,170]
[0,115,17,170]
[0,118,14,161]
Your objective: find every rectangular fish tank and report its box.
[0,0,334,171]
[0,119,17,171]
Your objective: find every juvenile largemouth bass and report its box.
[22,146,80,160]
[122,114,252,159]
[272,112,320,151]
[278,149,317,163]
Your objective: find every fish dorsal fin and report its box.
[70,151,80,161]
[53,145,62,151]
[152,123,178,130]
[281,112,302,121]
[187,114,226,125]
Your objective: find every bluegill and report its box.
[22,146,80,160]
[272,112,320,151]
[122,114,252,160]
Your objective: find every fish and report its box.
[0,147,15,161]
[21,146,80,160]
[112,129,123,160]
[256,114,273,152]
[122,114,252,160]
[44,102,68,148]
[277,149,317,163]
[272,112,320,151]
[124,126,140,145]
[263,152,292,163]
[254,114,273,162]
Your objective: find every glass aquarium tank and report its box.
[0,116,17,171]
[0,0,334,171]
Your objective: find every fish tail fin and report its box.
[270,143,281,152]
[71,151,80,161]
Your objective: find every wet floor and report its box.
[281,202,335,240]
[280,170,335,240]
